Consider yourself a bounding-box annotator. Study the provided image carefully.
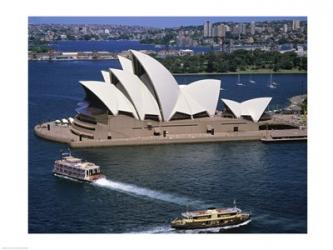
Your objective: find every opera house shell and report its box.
[78,50,221,122]
[221,98,272,122]
[35,49,275,147]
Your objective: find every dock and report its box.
[260,129,307,143]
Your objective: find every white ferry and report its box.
[53,150,105,182]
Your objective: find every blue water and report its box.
[29,60,307,233]
[49,40,211,53]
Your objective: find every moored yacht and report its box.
[236,74,246,86]
[268,73,278,89]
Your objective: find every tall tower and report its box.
[241,23,247,35]
[250,21,255,35]
[204,21,212,37]
[208,22,212,37]
[217,24,226,38]
[212,25,218,37]
[283,23,288,33]
[292,20,300,30]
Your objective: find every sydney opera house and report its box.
[34,50,294,147]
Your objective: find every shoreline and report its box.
[173,70,307,75]
[28,59,307,75]
[35,125,307,148]
[34,116,307,148]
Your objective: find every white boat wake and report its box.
[93,178,206,207]
[219,219,252,230]
[130,225,175,234]
[130,219,252,234]
[174,219,252,233]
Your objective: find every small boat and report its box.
[171,201,251,230]
[236,74,246,86]
[249,75,256,84]
[268,74,277,89]
[53,149,105,182]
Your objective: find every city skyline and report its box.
[29,16,307,28]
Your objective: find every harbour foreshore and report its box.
[173,70,307,75]
[34,121,306,148]
[28,52,306,75]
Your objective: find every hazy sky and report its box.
[29,16,307,28]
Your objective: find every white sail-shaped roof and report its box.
[110,69,161,120]
[118,56,134,74]
[241,98,272,122]
[170,88,207,118]
[101,70,112,84]
[80,81,138,119]
[130,50,180,121]
[221,99,242,118]
[78,50,224,122]
[222,97,272,122]
[181,79,221,116]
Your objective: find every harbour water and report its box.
[29,59,307,233]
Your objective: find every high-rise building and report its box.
[292,20,300,30]
[241,23,247,35]
[225,25,231,32]
[204,21,212,37]
[203,21,209,37]
[232,24,240,35]
[217,24,226,38]
[250,21,255,35]
[212,25,218,37]
[283,24,288,33]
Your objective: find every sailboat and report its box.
[249,74,256,84]
[268,74,277,89]
[249,50,256,83]
[236,74,245,86]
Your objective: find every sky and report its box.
[28,16,307,28]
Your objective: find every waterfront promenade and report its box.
[34,114,307,148]
[29,51,117,61]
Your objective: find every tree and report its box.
[301,97,307,115]
[156,50,306,73]
[206,52,216,72]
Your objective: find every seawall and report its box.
[35,122,306,148]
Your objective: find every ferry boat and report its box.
[53,150,105,182]
[171,201,251,230]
